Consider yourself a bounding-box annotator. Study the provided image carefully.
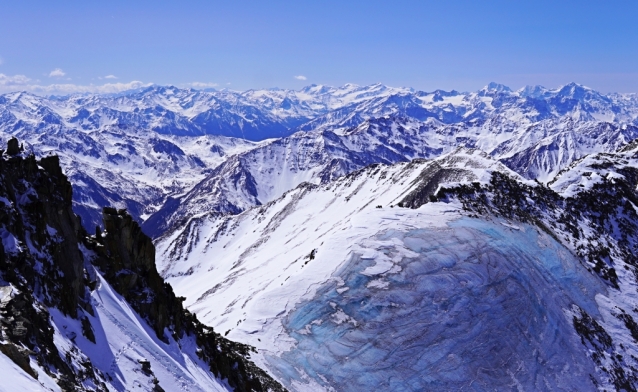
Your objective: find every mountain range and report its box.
[155,145,638,390]
[2,82,638,236]
[2,82,638,390]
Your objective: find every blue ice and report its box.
[266,217,606,391]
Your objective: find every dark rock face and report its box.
[0,138,285,391]
[0,140,104,389]
[0,343,37,378]
[93,207,187,341]
[0,152,85,312]
[6,137,20,155]
[397,160,470,208]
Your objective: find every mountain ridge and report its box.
[155,144,638,391]
[2,81,638,238]
[144,116,638,238]
[0,138,284,391]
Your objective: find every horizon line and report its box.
[1,80,631,98]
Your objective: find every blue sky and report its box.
[0,0,637,94]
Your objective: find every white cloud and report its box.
[36,81,150,94]
[294,75,307,80]
[49,68,66,77]
[183,82,218,89]
[0,73,150,95]
[0,73,33,87]
[104,75,118,79]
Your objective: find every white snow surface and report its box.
[0,271,231,392]
[45,272,230,392]
[0,353,56,392]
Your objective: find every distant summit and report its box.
[484,81,513,92]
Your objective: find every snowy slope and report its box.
[500,121,638,181]
[156,147,638,391]
[1,272,231,391]
[156,149,518,326]
[548,139,638,196]
[0,353,56,392]
[45,273,229,392]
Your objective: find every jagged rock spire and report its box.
[6,137,20,156]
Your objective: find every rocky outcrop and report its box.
[93,208,177,339]
[6,137,20,155]
[0,141,103,389]
[0,138,284,391]
[90,207,285,392]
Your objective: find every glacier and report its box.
[269,218,604,391]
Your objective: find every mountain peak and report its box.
[484,82,512,92]
[301,83,331,94]
[558,82,593,94]
[517,85,549,98]
[342,82,361,89]
[555,82,602,101]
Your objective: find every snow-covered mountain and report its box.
[2,81,638,237]
[3,82,637,145]
[144,115,638,238]
[0,89,266,229]
[156,146,638,391]
[0,140,283,391]
[3,79,638,391]
[299,82,638,132]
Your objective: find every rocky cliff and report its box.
[89,208,284,392]
[0,137,284,391]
